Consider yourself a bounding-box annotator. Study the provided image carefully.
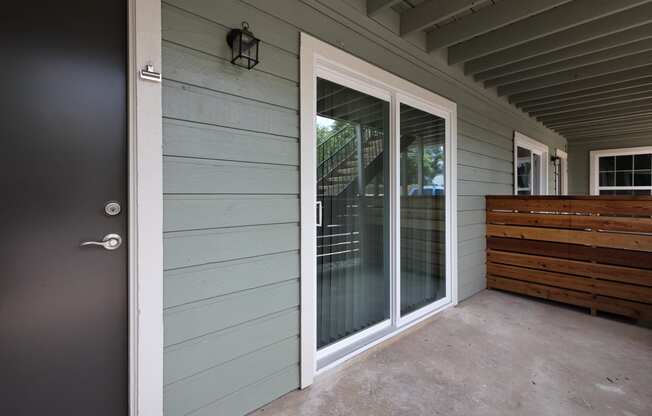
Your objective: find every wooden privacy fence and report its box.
[485,196,652,320]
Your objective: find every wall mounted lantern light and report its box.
[226,21,260,70]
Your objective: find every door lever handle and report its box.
[81,233,122,250]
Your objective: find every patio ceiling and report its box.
[368,0,652,143]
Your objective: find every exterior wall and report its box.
[568,137,652,195]
[161,0,566,414]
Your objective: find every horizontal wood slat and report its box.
[486,195,652,216]
[487,250,652,287]
[487,224,652,252]
[486,196,652,321]
[487,237,652,270]
[487,211,652,233]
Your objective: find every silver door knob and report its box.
[81,233,123,250]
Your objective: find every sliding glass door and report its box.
[304,41,456,371]
[316,78,390,351]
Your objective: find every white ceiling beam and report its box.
[367,0,402,17]
[498,50,652,96]
[449,0,650,64]
[401,0,480,37]
[425,0,569,51]
[508,64,652,103]
[475,23,652,81]
[463,2,652,74]
[486,39,652,88]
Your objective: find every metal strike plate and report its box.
[105,201,121,216]
[140,64,162,83]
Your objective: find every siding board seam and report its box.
[164,334,299,387]
[162,154,299,168]
[162,116,299,139]
[183,363,300,416]
[162,276,299,310]
[162,77,298,112]
[163,249,300,272]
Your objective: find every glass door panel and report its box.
[399,103,446,316]
[316,78,390,349]
[517,146,532,195]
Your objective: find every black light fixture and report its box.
[226,21,260,70]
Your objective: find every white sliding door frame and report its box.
[299,33,457,388]
[514,132,549,195]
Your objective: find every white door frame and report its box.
[514,131,549,195]
[556,148,568,195]
[299,33,457,388]
[128,0,163,414]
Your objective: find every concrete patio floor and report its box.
[254,290,652,416]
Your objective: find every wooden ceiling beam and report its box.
[475,23,652,81]
[367,0,402,17]
[464,2,652,74]
[508,64,652,103]
[449,0,649,64]
[401,0,480,37]
[547,112,652,129]
[424,0,568,50]
[498,50,652,96]
[521,84,652,112]
[529,91,652,117]
[486,38,652,88]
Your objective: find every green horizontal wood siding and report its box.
[162,0,566,415]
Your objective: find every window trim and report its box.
[589,146,652,195]
[514,132,549,195]
[299,32,457,388]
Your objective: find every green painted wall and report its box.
[161,0,566,414]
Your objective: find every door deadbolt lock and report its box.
[105,201,121,216]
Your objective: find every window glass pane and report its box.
[634,171,652,186]
[614,189,636,195]
[634,154,652,170]
[634,189,652,195]
[599,190,616,195]
[599,172,614,187]
[599,156,615,172]
[399,103,446,316]
[615,155,633,171]
[316,77,390,349]
[616,171,633,186]
[532,152,541,195]
[516,146,532,195]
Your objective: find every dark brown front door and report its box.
[1,2,128,415]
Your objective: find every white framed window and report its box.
[299,33,457,387]
[590,146,652,195]
[555,149,568,195]
[514,132,548,195]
